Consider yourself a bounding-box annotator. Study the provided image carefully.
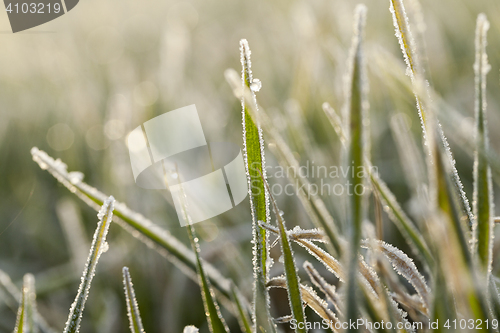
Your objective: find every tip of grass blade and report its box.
[14,273,37,333]
[122,267,146,333]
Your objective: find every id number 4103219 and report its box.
[444,319,498,330]
[6,2,62,14]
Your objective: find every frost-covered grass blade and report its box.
[63,196,115,333]
[186,224,229,333]
[239,39,274,333]
[122,267,146,333]
[30,148,236,308]
[14,274,37,333]
[230,283,252,333]
[261,176,306,333]
[362,240,430,311]
[472,14,493,275]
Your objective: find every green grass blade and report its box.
[63,196,115,333]
[230,283,252,333]
[239,39,275,333]
[472,14,493,274]
[30,148,236,307]
[262,177,306,333]
[186,224,229,333]
[122,267,146,333]
[1,270,56,333]
[14,274,37,333]
[344,5,368,330]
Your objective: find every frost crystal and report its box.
[183,326,199,333]
[250,78,262,92]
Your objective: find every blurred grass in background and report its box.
[0,0,499,331]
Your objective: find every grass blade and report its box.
[122,267,146,333]
[14,274,37,333]
[186,224,229,333]
[1,270,56,333]
[472,14,493,275]
[262,177,306,332]
[344,5,368,329]
[63,196,115,333]
[304,261,343,316]
[239,39,275,333]
[30,148,236,309]
[230,283,252,333]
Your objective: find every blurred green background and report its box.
[0,0,499,331]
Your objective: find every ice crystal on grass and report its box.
[304,261,343,316]
[362,239,430,310]
[389,0,420,79]
[63,196,115,333]
[183,326,199,333]
[259,221,326,243]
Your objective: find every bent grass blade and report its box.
[30,148,238,313]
